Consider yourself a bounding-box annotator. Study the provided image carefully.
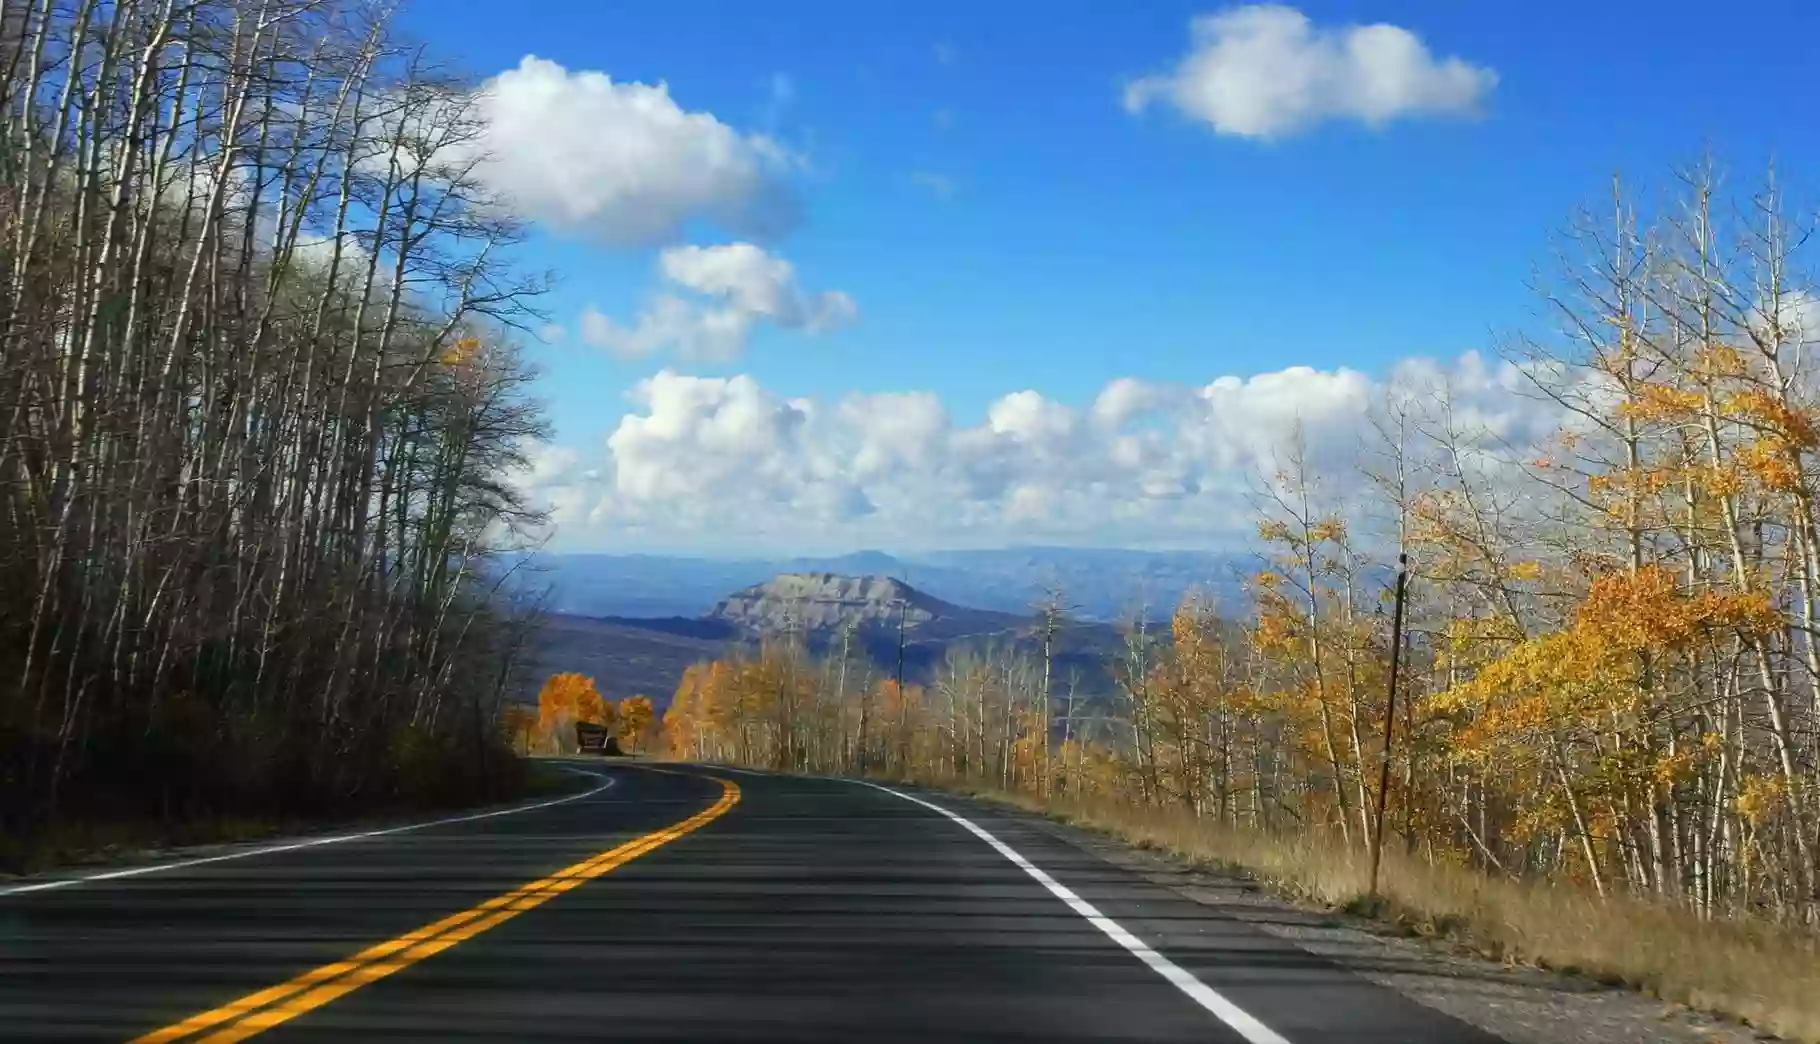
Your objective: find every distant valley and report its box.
[513,546,1263,622]
[511,569,1138,707]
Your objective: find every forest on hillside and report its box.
[663,164,1820,927]
[0,0,548,851]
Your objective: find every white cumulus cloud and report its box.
[1753,289,1820,346]
[1124,5,1496,139]
[581,243,856,362]
[513,354,1564,553]
[471,56,799,246]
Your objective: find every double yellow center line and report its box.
[132,773,740,1044]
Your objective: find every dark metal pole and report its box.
[895,596,906,696]
[892,587,907,776]
[1369,552,1409,899]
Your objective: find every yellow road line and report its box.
[130,773,739,1044]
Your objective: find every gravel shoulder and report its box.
[1000,803,1775,1044]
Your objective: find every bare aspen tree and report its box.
[1031,584,1077,797]
[0,0,551,837]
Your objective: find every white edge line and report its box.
[0,766,617,898]
[857,780,1293,1044]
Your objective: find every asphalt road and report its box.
[0,762,1509,1043]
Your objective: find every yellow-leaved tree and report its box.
[617,696,656,751]
[536,673,611,753]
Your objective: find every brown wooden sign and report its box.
[574,720,608,753]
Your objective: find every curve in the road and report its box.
[860,780,1292,1044]
[1,763,1513,1042]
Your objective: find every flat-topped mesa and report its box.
[708,573,950,634]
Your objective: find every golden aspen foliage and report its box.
[644,163,1820,938]
[617,696,656,751]
[535,673,610,751]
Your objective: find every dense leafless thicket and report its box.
[0,0,550,837]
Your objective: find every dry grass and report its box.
[0,813,308,876]
[948,786,1820,1043]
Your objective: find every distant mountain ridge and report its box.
[709,572,1028,641]
[515,546,1263,622]
[512,570,1123,708]
[713,573,938,631]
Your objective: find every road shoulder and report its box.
[943,792,1773,1044]
[0,759,608,893]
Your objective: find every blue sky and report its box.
[398,1,1820,554]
